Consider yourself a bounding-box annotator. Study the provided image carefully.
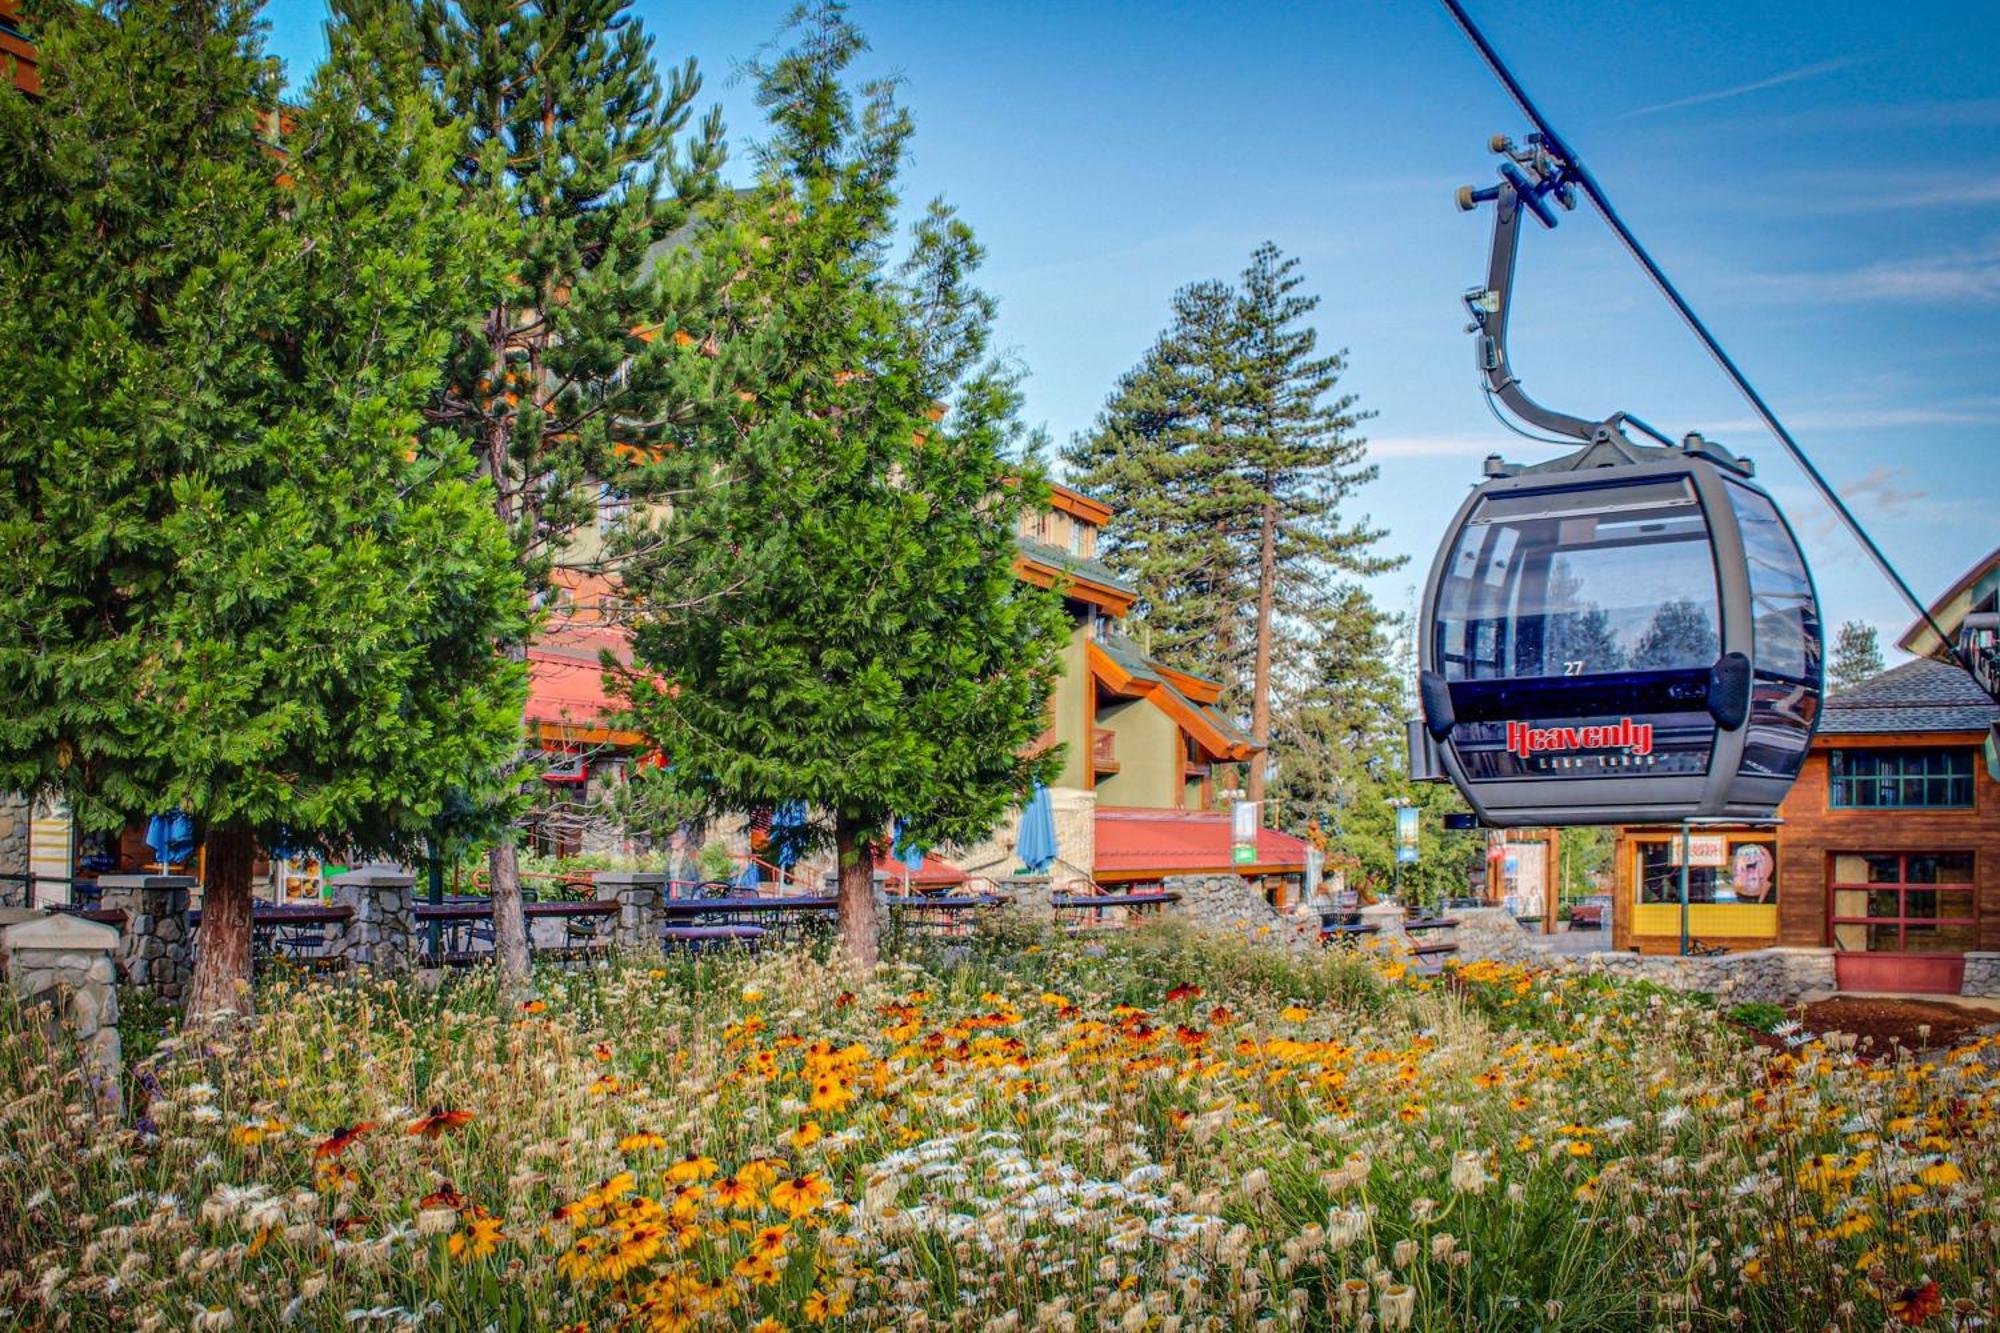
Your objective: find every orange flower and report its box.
[520,999,547,1014]
[750,1223,791,1257]
[1166,982,1203,1003]
[809,1077,855,1113]
[769,1173,832,1218]
[1173,1025,1208,1050]
[789,1121,823,1150]
[619,1131,668,1153]
[666,1152,719,1183]
[588,1074,621,1097]
[313,1122,377,1158]
[447,1209,504,1261]
[711,1175,761,1210]
[591,1043,614,1063]
[409,1107,474,1139]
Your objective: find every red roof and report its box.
[880,853,967,888]
[1093,807,1308,881]
[526,620,646,740]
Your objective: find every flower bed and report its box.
[2,925,1996,1329]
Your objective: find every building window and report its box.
[1829,749,1974,809]
[1636,837,1778,905]
[1830,852,1976,953]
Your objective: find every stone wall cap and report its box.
[328,869,417,889]
[4,913,120,951]
[0,907,40,929]
[96,875,198,890]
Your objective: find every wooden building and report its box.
[1613,658,2000,992]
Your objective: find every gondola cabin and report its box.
[1418,442,1823,827]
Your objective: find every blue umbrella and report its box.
[770,801,809,874]
[1014,782,1057,874]
[891,817,924,874]
[145,809,197,867]
[732,858,761,891]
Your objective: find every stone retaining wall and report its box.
[1161,874,1319,954]
[1963,953,2000,999]
[1448,908,1838,1005]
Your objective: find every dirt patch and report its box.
[1797,996,1996,1055]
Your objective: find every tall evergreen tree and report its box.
[329,0,726,993]
[1065,281,1254,693]
[616,2,1067,970]
[1830,620,1884,691]
[0,0,531,1020]
[1065,243,1398,804]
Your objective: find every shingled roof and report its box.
[1819,658,2000,736]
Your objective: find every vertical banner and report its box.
[1395,805,1420,865]
[1231,800,1259,866]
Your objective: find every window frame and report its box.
[1828,748,1975,810]
[1828,851,1977,954]
[1634,835,1779,906]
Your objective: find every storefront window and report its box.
[1637,838,1778,905]
[1830,852,1976,953]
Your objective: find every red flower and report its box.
[409,1107,475,1139]
[835,991,856,1008]
[1166,983,1203,1003]
[1208,1005,1236,1026]
[1888,1281,1942,1327]
[313,1123,377,1159]
[1173,1025,1208,1050]
[420,1182,468,1212]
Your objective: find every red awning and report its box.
[880,852,967,888]
[1094,807,1308,880]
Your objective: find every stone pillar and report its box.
[328,868,416,977]
[3,913,122,1113]
[1004,875,1056,925]
[595,872,666,952]
[97,874,195,1004]
[1962,953,2000,999]
[0,793,30,906]
[1357,901,1407,945]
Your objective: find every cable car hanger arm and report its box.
[1438,0,1972,674]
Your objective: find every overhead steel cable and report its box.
[1439,0,1973,674]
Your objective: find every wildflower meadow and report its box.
[3,925,1996,1331]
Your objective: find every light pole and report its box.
[1388,797,1413,905]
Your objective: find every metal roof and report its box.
[1818,657,2000,736]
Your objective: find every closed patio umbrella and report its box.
[1014,782,1057,874]
[145,810,196,868]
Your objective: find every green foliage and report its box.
[1063,243,1400,738]
[1727,1001,1788,1034]
[1830,619,1884,692]
[0,0,530,854]
[615,3,1068,866]
[334,0,728,584]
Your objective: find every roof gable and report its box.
[1819,658,2000,736]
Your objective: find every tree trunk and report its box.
[186,822,258,1023]
[834,814,879,972]
[1248,494,1278,804]
[489,838,532,1000]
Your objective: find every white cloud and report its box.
[1748,235,2000,306]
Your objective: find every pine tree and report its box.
[616,2,1068,969]
[329,0,726,993]
[0,0,531,1020]
[1830,620,1884,692]
[1232,242,1396,801]
[1065,281,1255,696]
[1065,244,1398,803]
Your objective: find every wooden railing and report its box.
[189,901,356,971]
[413,898,618,966]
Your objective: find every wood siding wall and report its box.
[1775,732,2000,951]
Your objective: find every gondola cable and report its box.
[1438,0,1972,676]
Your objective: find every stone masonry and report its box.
[596,871,666,952]
[98,874,195,1003]
[2,910,122,1112]
[327,868,417,977]
[0,793,28,905]
[1963,953,2000,999]
[1447,907,1838,1006]
[1161,874,1320,954]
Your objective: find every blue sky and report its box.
[260,0,2000,659]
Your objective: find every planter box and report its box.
[1834,953,1964,995]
